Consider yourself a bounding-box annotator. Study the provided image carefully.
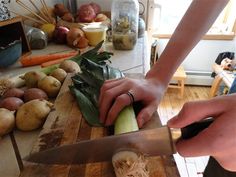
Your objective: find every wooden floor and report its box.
[158,85,211,177]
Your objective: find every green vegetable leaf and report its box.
[69,42,125,127]
[70,41,113,65]
[70,86,101,127]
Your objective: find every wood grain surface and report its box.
[20,73,180,177]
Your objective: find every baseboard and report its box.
[170,71,214,86]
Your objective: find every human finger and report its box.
[105,93,133,126]
[136,102,157,128]
[99,78,125,104]
[167,98,226,128]
[175,123,214,157]
[99,84,129,123]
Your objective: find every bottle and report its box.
[111,0,139,50]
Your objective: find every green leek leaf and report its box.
[70,86,101,127]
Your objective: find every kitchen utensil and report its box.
[25,118,213,165]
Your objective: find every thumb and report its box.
[136,103,157,128]
[167,99,224,128]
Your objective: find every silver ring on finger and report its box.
[126,90,135,105]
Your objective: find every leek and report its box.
[114,106,138,135]
[112,107,149,177]
[69,42,148,177]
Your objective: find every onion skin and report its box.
[90,2,101,15]
[0,97,24,111]
[77,4,96,23]
[66,28,85,47]
[61,13,74,22]
[76,36,89,49]
[24,88,48,102]
[95,13,108,22]
[54,3,69,17]
[0,108,15,136]
[2,88,24,99]
[53,26,69,44]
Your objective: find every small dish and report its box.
[82,24,108,46]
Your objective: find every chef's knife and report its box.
[24,118,213,165]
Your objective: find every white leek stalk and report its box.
[112,106,149,177]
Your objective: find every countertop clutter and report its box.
[1,1,179,177]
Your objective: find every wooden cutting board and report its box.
[20,73,180,177]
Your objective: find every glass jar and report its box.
[111,0,139,50]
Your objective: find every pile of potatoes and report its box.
[0,61,80,137]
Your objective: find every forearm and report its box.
[146,0,229,88]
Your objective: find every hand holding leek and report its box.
[99,77,165,128]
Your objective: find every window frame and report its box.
[150,0,236,40]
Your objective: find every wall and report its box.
[155,38,236,85]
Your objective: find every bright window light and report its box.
[153,0,236,35]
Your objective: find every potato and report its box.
[16,99,53,131]
[2,88,24,99]
[20,71,46,88]
[0,97,24,111]
[38,76,61,98]
[0,108,15,136]
[24,88,48,102]
[50,68,67,83]
[59,60,81,73]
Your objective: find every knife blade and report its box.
[24,118,213,165]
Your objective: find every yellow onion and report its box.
[66,28,84,47]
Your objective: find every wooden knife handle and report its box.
[181,118,214,139]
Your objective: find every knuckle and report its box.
[179,102,194,117]
[116,95,128,105]
[100,84,110,92]
[104,90,113,98]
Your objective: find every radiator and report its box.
[185,71,214,86]
[170,71,213,86]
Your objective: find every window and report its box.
[151,0,236,40]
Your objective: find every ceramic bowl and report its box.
[0,40,22,68]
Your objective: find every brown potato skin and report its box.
[38,76,61,98]
[0,108,15,136]
[16,99,53,131]
[50,68,67,83]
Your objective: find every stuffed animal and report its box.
[220,58,236,71]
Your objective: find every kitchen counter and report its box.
[0,33,150,78]
[0,36,179,177]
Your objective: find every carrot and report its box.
[40,57,70,68]
[20,51,78,67]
